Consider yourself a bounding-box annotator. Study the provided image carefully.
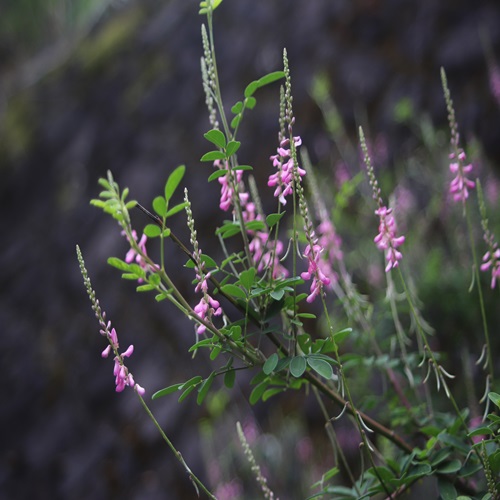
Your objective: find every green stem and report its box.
[137,393,217,499]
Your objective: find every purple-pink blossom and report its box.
[122,230,158,281]
[243,201,288,278]
[215,159,247,212]
[268,136,305,205]
[100,326,145,395]
[449,149,475,203]
[301,240,331,303]
[481,247,500,289]
[316,218,342,286]
[374,206,405,272]
[193,256,223,334]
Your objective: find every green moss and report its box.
[76,6,144,73]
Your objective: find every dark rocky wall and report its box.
[1,0,500,497]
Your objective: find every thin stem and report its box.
[137,394,217,499]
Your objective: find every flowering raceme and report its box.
[449,149,475,203]
[268,136,305,205]
[301,236,331,303]
[374,206,405,272]
[193,260,222,335]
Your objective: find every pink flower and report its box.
[374,206,405,272]
[316,218,342,285]
[122,230,158,281]
[301,240,331,303]
[481,247,500,289]
[268,136,305,205]
[449,150,475,203]
[243,202,288,278]
[215,160,245,212]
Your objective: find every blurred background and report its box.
[2,0,500,498]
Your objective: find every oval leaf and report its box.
[197,372,215,405]
[224,369,235,389]
[263,353,279,375]
[152,383,184,399]
[307,357,334,379]
[221,283,247,299]
[290,356,307,378]
[107,257,131,271]
[144,224,162,237]
[152,196,166,217]
[266,212,285,228]
[201,151,226,162]
[225,140,241,157]
[164,165,186,201]
[204,129,226,149]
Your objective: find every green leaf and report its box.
[239,267,256,291]
[165,202,188,218]
[263,353,279,375]
[224,369,235,388]
[204,129,226,149]
[270,289,285,301]
[210,344,222,360]
[245,220,266,231]
[188,338,215,352]
[152,383,184,399]
[333,327,352,344]
[221,283,247,299]
[488,392,500,409]
[178,383,198,402]
[230,115,241,129]
[262,388,285,402]
[244,80,259,98]
[107,257,131,271]
[266,212,285,228]
[197,372,215,405]
[207,169,228,182]
[437,459,462,474]
[307,357,333,379]
[144,224,162,237]
[366,466,395,484]
[153,196,166,217]
[244,96,256,109]
[231,101,243,114]
[467,426,491,438]
[290,356,307,378]
[216,222,241,239]
[225,140,241,157]
[233,164,253,171]
[136,283,155,292]
[201,151,226,162]
[437,478,457,500]
[249,379,269,405]
[164,165,185,201]
[125,200,137,209]
[257,70,285,87]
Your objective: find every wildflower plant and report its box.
[77,1,500,498]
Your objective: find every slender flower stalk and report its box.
[441,68,475,205]
[360,127,405,272]
[76,245,145,395]
[185,189,223,334]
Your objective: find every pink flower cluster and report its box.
[316,218,342,285]
[374,206,405,272]
[193,257,222,334]
[268,136,305,205]
[123,230,158,281]
[215,159,247,212]
[243,202,288,279]
[449,149,475,203]
[100,325,145,395]
[301,236,331,303]
[213,157,288,279]
[481,245,500,289]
